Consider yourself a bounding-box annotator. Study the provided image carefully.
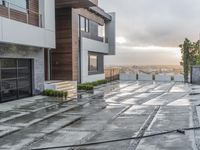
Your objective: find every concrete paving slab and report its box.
[144,92,187,105]
[4,105,77,127]
[80,130,136,150]
[0,125,20,138]
[136,131,195,150]
[64,119,108,132]
[122,105,156,115]
[170,83,191,93]
[105,115,149,133]
[0,111,29,123]
[30,129,93,150]
[147,108,191,132]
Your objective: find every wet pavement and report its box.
[0,81,200,150]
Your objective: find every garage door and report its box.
[0,59,32,102]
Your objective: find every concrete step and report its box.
[0,115,82,150]
[56,87,76,92]
[56,84,75,89]
[3,104,79,128]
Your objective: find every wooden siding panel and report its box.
[51,8,74,80]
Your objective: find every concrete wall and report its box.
[105,12,116,55]
[138,74,153,81]
[81,37,109,83]
[155,75,171,82]
[191,66,200,84]
[120,73,184,82]
[120,73,137,81]
[0,0,55,49]
[174,75,184,82]
[0,43,45,94]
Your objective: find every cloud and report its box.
[99,0,200,65]
[105,46,181,66]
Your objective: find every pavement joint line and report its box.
[0,111,30,123]
[23,116,82,150]
[192,106,200,149]
[24,96,125,150]
[0,127,21,138]
[167,82,177,93]
[165,92,189,105]
[16,103,60,113]
[2,104,81,129]
[70,105,132,150]
[128,105,161,150]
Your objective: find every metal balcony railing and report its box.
[0,1,42,27]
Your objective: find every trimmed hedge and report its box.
[78,79,108,91]
[43,89,68,98]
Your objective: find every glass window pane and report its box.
[18,59,30,68]
[80,16,85,32]
[1,69,17,79]
[1,79,17,101]
[9,0,27,13]
[85,19,89,32]
[98,24,105,37]
[89,54,98,72]
[18,77,31,89]
[1,59,17,68]
[19,86,31,98]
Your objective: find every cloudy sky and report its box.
[99,0,200,66]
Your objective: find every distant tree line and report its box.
[179,38,200,82]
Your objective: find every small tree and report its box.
[179,38,190,82]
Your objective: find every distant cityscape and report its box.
[106,65,183,75]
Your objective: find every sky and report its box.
[99,0,200,66]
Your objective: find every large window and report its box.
[1,0,28,13]
[98,24,105,38]
[0,59,32,103]
[80,16,89,32]
[88,54,98,73]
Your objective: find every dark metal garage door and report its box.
[0,59,32,103]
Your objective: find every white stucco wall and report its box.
[0,0,55,48]
[81,37,109,83]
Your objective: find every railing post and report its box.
[8,2,10,19]
[39,14,42,27]
[26,11,29,24]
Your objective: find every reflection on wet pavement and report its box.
[0,81,200,150]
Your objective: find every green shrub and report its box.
[43,89,68,98]
[78,84,94,91]
[78,79,108,91]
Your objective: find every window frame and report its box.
[79,15,89,33]
[88,53,98,74]
[98,24,105,38]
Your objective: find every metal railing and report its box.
[0,1,42,27]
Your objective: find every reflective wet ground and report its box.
[0,81,200,150]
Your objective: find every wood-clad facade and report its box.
[51,6,105,81]
[0,0,39,26]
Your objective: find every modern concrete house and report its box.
[48,0,116,83]
[0,0,55,102]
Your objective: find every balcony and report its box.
[0,1,42,27]
[56,0,97,8]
